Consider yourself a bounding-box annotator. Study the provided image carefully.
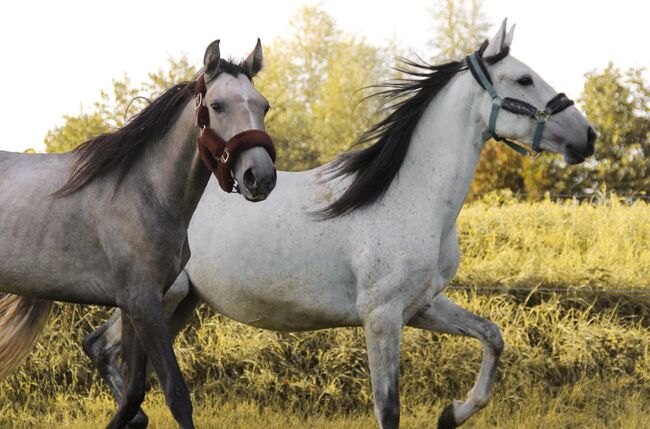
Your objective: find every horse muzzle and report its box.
[197,128,276,193]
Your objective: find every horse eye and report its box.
[211,103,224,113]
[517,75,534,86]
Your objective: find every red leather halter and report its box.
[194,74,276,192]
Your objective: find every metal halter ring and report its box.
[195,93,203,110]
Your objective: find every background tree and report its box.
[44,57,197,154]
[429,0,491,61]
[42,2,649,199]
[257,5,393,171]
[539,64,650,195]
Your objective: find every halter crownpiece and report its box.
[466,43,574,156]
[194,73,276,192]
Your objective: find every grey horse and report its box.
[0,39,276,429]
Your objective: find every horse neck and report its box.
[134,100,210,226]
[386,72,485,223]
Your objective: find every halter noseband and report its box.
[465,47,574,156]
[194,73,276,193]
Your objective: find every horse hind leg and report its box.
[407,293,504,428]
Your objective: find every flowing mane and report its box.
[319,41,510,219]
[53,59,251,197]
[317,56,469,219]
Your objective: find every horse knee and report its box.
[83,321,120,367]
[482,320,504,355]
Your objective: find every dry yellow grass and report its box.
[457,192,650,292]
[0,195,648,427]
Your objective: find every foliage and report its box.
[428,0,491,61]
[40,2,649,199]
[535,64,650,195]
[44,57,197,154]
[256,5,393,171]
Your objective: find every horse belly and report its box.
[191,269,360,331]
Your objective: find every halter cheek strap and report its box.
[466,51,574,156]
[194,73,276,193]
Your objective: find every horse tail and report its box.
[0,293,52,380]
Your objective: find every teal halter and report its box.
[466,48,574,156]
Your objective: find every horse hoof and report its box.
[127,411,149,429]
[437,403,458,429]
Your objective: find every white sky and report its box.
[0,0,647,152]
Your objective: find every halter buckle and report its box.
[195,93,203,110]
[220,149,230,164]
[535,109,551,121]
[527,150,541,159]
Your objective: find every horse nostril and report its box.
[587,126,597,147]
[243,167,256,189]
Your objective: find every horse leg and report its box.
[119,288,195,429]
[104,314,147,429]
[84,273,197,428]
[83,311,146,427]
[408,293,504,429]
[363,307,403,429]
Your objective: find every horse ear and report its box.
[504,24,516,49]
[484,18,508,57]
[203,39,221,81]
[244,38,264,77]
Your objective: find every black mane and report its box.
[53,59,250,197]
[317,56,468,219]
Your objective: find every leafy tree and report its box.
[257,5,393,171]
[429,0,491,60]
[45,57,197,153]
[541,64,650,195]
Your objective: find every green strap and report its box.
[468,54,498,98]
[502,139,531,156]
[488,98,502,141]
[531,107,552,152]
[468,53,546,157]
[469,53,529,156]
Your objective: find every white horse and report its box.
[86,20,596,429]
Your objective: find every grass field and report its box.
[1,194,648,428]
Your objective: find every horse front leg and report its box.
[105,314,147,429]
[114,283,196,429]
[84,272,197,428]
[408,293,504,428]
[363,306,403,429]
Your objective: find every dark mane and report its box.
[317,56,468,219]
[53,59,250,197]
